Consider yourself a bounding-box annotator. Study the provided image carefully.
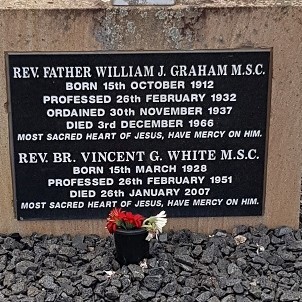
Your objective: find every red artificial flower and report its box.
[106,208,125,233]
[106,220,117,234]
[106,208,145,233]
[131,213,145,228]
[108,208,124,222]
[126,212,144,229]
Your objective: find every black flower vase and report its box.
[114,228,149,265]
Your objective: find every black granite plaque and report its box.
[7,50,271,220]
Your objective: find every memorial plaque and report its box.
[7,50,271,220]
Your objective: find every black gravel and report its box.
[1,225,302,301]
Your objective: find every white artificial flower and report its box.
[142,211,167,241]
[152,211,167,232]
[145,232,155,241]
